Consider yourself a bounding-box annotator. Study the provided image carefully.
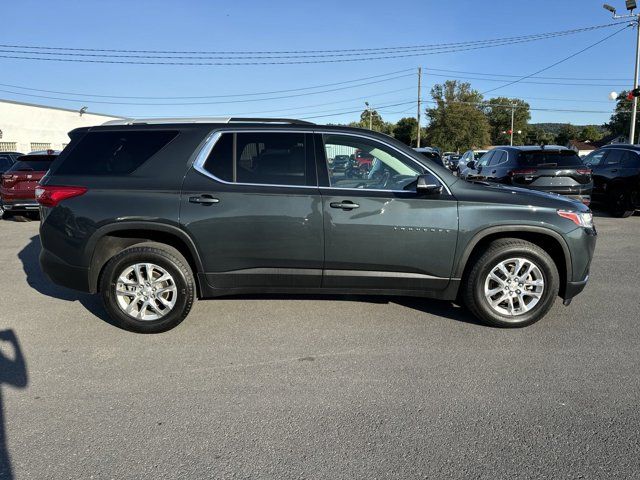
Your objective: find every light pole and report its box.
[604,1,640,144]
[364,101,372,130]
[510,103,516,146]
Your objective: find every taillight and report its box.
[509,168,537,177]
[35,185,87,207]
[576,168,592,175]
[1,173,15,186]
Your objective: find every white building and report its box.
[0,99,122,153]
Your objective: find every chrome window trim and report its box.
[193,128,452,195]
[193,129,316,189]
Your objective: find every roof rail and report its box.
[102,117,314,126]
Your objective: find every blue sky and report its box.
[0,0,636,125]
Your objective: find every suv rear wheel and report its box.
[463,238,559,328]
[608,189,635,218]
[99,243,195,333]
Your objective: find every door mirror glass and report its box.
[416,174,443,195]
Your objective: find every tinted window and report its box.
[56,130,178,175]
[0,156,14,170]
[9,155,56,172]
[583,150,607,167]
[604,149,624,165]
[204,132,307,186]
[478,151,494,167]
[490,151,507,166]
[518,150,583,167]
[324,134,427,191]
[622,151,640,168]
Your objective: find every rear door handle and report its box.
[610,169,618,173]
[189,194,220,205]
[330,201,360,210]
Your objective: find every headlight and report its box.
[557,210,594,228]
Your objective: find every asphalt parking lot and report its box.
[0,214,639,479]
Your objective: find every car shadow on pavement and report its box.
[0,329,28,480]
[220,294,483,327]
[17,234,481,330]
[17,236,116,327]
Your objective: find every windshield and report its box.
[518,150,583,167]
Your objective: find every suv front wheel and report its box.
[100,243,196,333]
[463,238,560,328]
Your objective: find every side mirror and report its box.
[416,174,443,195]
[467,160,476,169]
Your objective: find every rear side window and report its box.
[8,155,56,172]
[203,132,308,186]
[56,130,178,175]
[518,150,583,167]
[622,151,640,168]
[0,156,14,170]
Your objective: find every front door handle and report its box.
[330,201,360,210]
[610,169,618,173]
[189,194,220,205]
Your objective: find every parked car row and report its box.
[455,144,639,218]
[0,150,60,218]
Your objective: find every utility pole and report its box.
[416,67,422,147]
[631,17,640,143]
[603,2,640,144]
[510,103,516,146]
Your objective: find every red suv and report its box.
[1,150,59,218]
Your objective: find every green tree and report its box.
[523,125,556,146]
[605,92,634,139]
[555,124,580,145]
[484,97,531,145]
[425,80,490,151]
[579,125,604,142]
[349,109,386,132]
[393,117,418,146]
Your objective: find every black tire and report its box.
[608,188,635,218]
[462,238,560,328]
[99,243,195,333]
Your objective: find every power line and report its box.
[0,77,417,106]
[422,71,631,87]
[0,23,623,56]
[423,66,632,82]
[0,68,413,99]
[0,23,630,66]
[481,24,632,95]
[422,99,626,114]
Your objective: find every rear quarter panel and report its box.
[39,126,210,268]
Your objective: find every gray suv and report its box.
[37,118,596,333]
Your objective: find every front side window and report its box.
[323,134,428,191]
[477,151,494,167]
[203,132,308,186]
[583,150,607,167]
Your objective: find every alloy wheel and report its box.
[114,263,178,321]
[483,257,545,317]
